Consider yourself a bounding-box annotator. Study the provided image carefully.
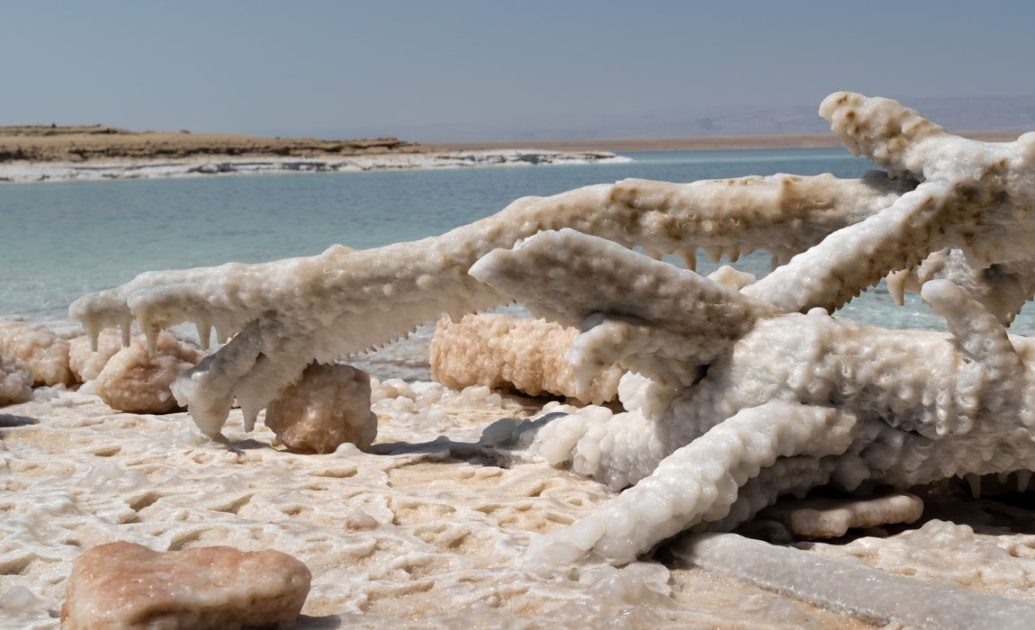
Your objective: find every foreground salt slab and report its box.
[61,542,311,629]
[758,492,924,539]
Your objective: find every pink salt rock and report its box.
[265,363,377,453]
[0,320,72,386]
[68,329,125,382]
[94,332,204,414]
[61,541,311,629]
[0,356,32,406]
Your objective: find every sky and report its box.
[3,1,1035,141]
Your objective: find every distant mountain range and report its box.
[403,94,1035,143]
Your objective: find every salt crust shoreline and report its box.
[5,376,1035,627]
[0,381,869,628]
[0,150,630,184]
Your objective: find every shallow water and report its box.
[4,148,1034,377]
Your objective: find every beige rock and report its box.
[265,363,377,453]
[0,320,72,386]
[94,332,203,414]
[0,355,32,405]
[61,541,311,630]
[69,329,125,382]
[430,313,622,405]
[759,492,925,539]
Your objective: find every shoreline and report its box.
[3,125,1024,185]
[0,150,630,184]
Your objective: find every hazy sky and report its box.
[4,1,1034,141]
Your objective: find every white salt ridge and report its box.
[0,150,631,184]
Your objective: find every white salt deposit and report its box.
[0,150,630,184]
[0,386,866,628]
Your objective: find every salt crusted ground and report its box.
[1,380,868,629]
[2,379,1034,628]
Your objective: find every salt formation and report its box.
[430,313,622,404]
[61,542,311,629]
[70,92,1035,580]
[811,518,1035,603]
[69,150,910,438]
[68,329,124,382]
[265,362,378,453]
[94,332,203,414]
[0,320,72,386]
[0,356,32,406]
[757,492,924,539]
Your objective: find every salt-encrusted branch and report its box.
[72,173,898,436]
[524,402,857,566]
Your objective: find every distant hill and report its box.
[408,94,1035,143]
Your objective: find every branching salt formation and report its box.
[70,94,1035,584]
[70,164,908,437]
[474,228,1035,564]
[430,313,622,405]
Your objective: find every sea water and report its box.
[3,148,1032,378]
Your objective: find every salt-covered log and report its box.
[757,492,924,539]
[70,169,905,437]
[430,313,622,405]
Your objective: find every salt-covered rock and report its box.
[94,332,203,414]
[758,492,924,539]
[0,320,72,386]
[68,329,125,382]
[430,313,622,405]
[265,362,377,453]
[61,541,311,629]
[0,356,33,406]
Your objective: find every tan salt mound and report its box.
[0,356,32,406]
[94,332,203,414]
[61,541,311,630]
[68,329,125,382]
[265,362,377,453]
[0,320,72,386]
[430,313,622,405]
[759,492,924,539]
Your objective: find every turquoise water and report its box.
[3,148,1034,343]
